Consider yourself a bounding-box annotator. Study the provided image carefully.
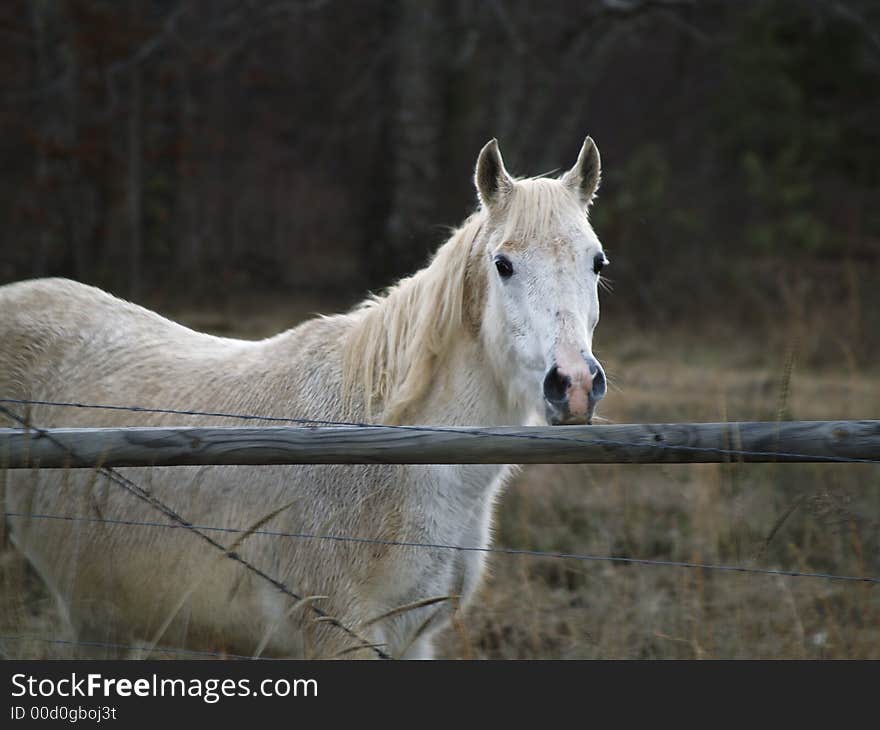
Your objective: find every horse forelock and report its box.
[497,176,590,247]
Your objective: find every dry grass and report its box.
[434,326,880,659]
[1,303,878,659]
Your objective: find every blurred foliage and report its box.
[0,0,876,351]
[715,0,880,255]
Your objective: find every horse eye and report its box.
[494,255,514,278]
[593,253,607,274]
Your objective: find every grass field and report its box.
[435,326,880,659]
[1,299,878,659]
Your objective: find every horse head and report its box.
[474,137,608,425]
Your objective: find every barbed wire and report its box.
[5,511,878,585]
[1,395,877,664]
[2,397,878,464]
[0,402,390,660]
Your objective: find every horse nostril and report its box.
[590,362,607,401]
[543,365,571,404]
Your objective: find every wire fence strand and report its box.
[2,397,879,464]
[2,397,879,585]
[4,511,878,585]
[0,402,390,660]
[1,395,878,663]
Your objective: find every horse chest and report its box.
[404,464,509,597]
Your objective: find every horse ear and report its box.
[561,136,601,207]
[475,138,513,209]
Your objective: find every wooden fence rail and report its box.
[1,421,878,468]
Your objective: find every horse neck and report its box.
[407,332,525,427]
[391,255,525,427]
[344,212,528,427]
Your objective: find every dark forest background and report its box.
[1,0,878,355]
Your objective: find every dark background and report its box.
[1,0,878,359]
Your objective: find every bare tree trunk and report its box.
[127,62,143,299]
[61,10,87,282]
[176,59,200,279]
[29,1,53,277]
[381,0,446,280]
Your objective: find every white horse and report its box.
[0,137,608,659]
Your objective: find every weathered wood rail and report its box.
[1,421,878,468]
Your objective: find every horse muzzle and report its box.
[542,356,606,426]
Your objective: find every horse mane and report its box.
[343,177,586,424]
[342,212,485,424]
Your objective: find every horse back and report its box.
[0,278,264,425]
